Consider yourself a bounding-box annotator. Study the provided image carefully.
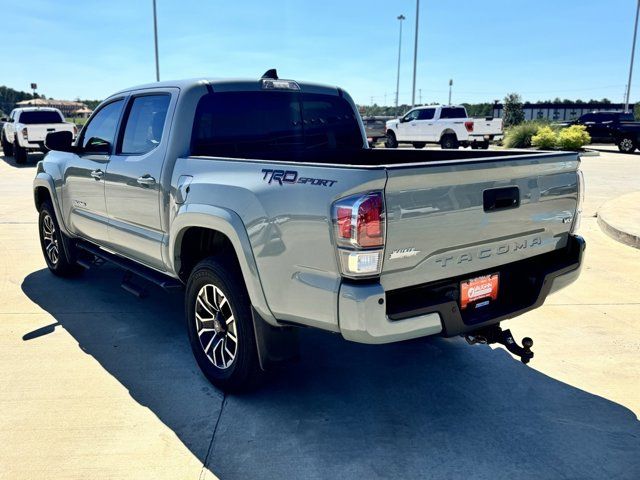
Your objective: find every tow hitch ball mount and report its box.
[464,326,534,364]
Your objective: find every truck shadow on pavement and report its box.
[21,266,640,480]
[0,152,43,168]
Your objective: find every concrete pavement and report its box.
[0,148,639,479]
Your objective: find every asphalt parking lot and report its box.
[1,146,639,480]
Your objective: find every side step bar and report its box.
[75,241,183,291]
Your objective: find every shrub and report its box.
[557,125,591,150]
[531,126,557,149]
[503,93,525,127]
[503,122,540,148]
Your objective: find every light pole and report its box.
[625,0,640,112]
[411,0,420,107]
[395,14,405,110]
[448,79,453,105]
[152,0,160,82]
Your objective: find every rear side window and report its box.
[19,111,63,124]
[191,91,362,158]
[120,95,170,155]
[619,113,635,122]
[440,107,467,119]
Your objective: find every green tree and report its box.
[634,103,640,121]
[503,93,525,127]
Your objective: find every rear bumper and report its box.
[338,234,585,344]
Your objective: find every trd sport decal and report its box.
[261,169,337,187]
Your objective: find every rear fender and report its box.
[169,204,277,325]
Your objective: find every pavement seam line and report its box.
[199,392,227,480]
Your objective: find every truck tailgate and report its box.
[471,118,503,136]
[27,123,74,142]
[381,152,579,291]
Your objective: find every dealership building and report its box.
[491,102,634,121]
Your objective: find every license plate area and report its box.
[460,273,499,310]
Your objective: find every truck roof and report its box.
[13,107,62,113]
[110,77,342,98]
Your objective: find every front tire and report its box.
[617,136,636,153]
[385,131,398,148]
[14,139,27,164]
[185,257,261,392]
[38,201,83,277]
[440,134,459,149]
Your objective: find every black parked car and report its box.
[558,111,635,143]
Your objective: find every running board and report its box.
[75,241,183,291]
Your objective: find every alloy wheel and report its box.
[42,213,60,266]
[620,138,634,152]
[194,284,238,369]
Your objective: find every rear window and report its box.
[19,111,63,124]
[619,113,635,122]
[191,91,362,158]
[440,107,467,119]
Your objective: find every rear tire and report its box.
[412,142,426,149]
[617,136,636,153]
[185,257,261,392]
[14,139,27,164]
[479,141,490,150]
[38,201,83,277]
[1,132,13,156]
[385,131,398,148]
[440,134,459,149]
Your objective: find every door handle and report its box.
[90,169,104,180]
[137,175,156,186]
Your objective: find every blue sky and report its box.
[3,0,639,105]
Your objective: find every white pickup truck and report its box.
[1,107,77,164]
[385,105,503,150]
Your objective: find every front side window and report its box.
[403,110,419,122]
[81,100,124,153]
[191,91,362,158]
[120,95,170,155]
[19,110,64,124]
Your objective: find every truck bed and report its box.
[192,146,570,167]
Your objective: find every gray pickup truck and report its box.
[34,71,585,391]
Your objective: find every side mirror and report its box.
[399,117,407,123]
[45,130,74,152]
[0,117,7,122]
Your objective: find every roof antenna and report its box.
[261,69,278,80]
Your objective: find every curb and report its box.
[597,193,640,250]
[579,149,600,157]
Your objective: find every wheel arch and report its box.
[439,128,457,141]
[169,205,277,325]
[33,173,70,235]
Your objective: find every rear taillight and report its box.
[464,121,474,132]
[22,127,28,139]
[332,191,385,277]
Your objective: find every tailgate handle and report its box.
[483,187,520,212]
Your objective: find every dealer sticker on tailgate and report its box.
[460,274,499,310]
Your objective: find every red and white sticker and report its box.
[460,274,499,310]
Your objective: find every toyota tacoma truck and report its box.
[34,71,585,392]
[385,105,503,149]
[2,107,77,163]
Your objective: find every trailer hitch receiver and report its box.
[465,325,534,364]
